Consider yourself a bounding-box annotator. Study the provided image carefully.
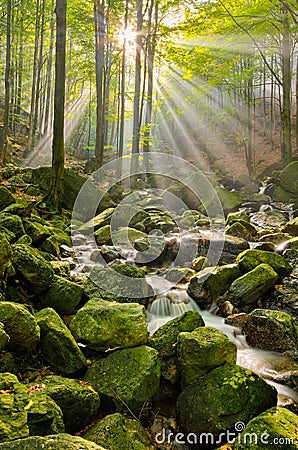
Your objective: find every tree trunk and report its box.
[132,0,143,156]
[280,8,292,164]
[43,0,55,135]
[94,0,105,169]
[47,0,66,211]
[1,0,12,164]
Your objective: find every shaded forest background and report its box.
[0,0,298,181]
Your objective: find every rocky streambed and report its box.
[0,163,297,449]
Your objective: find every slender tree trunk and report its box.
[280,8,292,164]
[43,0,55,135]
[296,55,298,153]
[94,0,105,169]
[47,0,66,210]
[132,0,143,156]
[16,15,23,119]
[26,0,41,153]
[1,0,12,164]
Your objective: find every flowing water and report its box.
[69,230,298,407]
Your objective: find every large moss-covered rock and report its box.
[215,186,242,211]
[149,311,205,384]
[0,373,29,442]
[231,407,298,450]
[236,249,292,279]
[0,214,25,240]
[84,346,160,414]
[226,222,256,240]
[79,208,115,232]
[0,302,40,355]
[83,413,154,450]
[40,275,83,314]
[28,375,100,433]
[39,236,60,256]
[0,186,14,212]
[49,261,70,278]
[187,264,240,308]
[94,225,112,245]
[177,363,277,438]
[0,434,107,449]
[224,264,278,306]
[177,327,237,386]
[12,244,54,293]
[243,309,298,354]
[70,298,147,350]
[226,212,250,225]
[31,167,86,211]
[281,217,298,236]
[0,324,9,353]
[0,233,12,281]
[45,226,71,247]
[35,308,87,376]
[277,161,298,195]
[84,265,153,306]
[25,392,64,436]
[23,219,50,244]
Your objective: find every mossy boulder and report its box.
[231,406,298,450]
[215,186,242,211]
[149,311,205,384]
[165,267,196,284]
[277,161,298,194]
[25,392,64,436]
[236,249,292,279]
[49,261,70,278]
[84,346,160,414]
[191,256,209,271]
[35,308,87,376]
[0,302,40,355]
[226,212,250,225]
[177,327,237,386]
[79,208,114,233]
[28,375,100,433]
[0,354,16,374]
[187,264,240,308]
[0,186,14,212]
[40,275,83,314]
[281,217,298,236]
[84,265,153,306]
[23,219,50,245]
[0,434,107,449]
[226,222,256,240]
[223,264,278,306]
[39,236,60,256]
[243,309,298,354]
[0,214,25,239]
[12,244,54,293]
[0,373,29,442]
[177,363,277,438]
[0,233,12,281]
[83,413,154,450]
[0,324,9,353]
[45,226,71,247]
[70,298,147,350]
[94,225,112,245]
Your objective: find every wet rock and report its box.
[243,309,298,354]
[0,323,9,352]
[12,244,54,293]
[83,413,154,450]
[39,235,60,256]
[177,327,237,386]
[215,186,242,212]
[259,232,292,244]
[78,208,115,233]
[0,186,14,212]
[177,363,277,439]
[223,264,278,307]
[94,224,111,245]
[40,275,83,314]
[23,219,50,244]
[0,214,25,239]
[70,298,147,350]
[149,311,205,384]
[25,392,64,436]
[236,249,292,279]
[165,267,195,284]
[35,308,87,376]
[45,226,72,247]
[28,375,100,433]
[188,264,240,308]
[143,209,176,233]
[225,313,249,329]
[231,406,298,449]
[84,265,153,306]
[281,217,298,236]
[0,302,40,355]
[84,345,160,414]
[226,212,250,225]
[198,233,249,265]
[250,210,288,229]
[98,245,121,263]
[0,434,106,449]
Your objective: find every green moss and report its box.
[236,249,292,278]
[0,434,107,449]
[41,275,83,314]
[0,214,25,239]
